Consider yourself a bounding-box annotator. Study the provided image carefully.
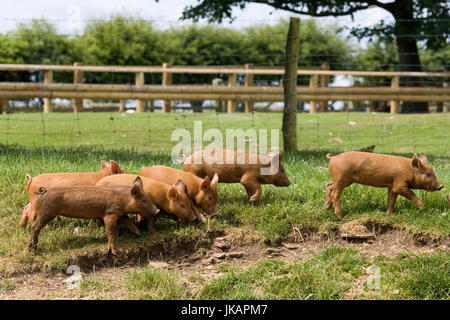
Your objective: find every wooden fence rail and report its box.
[0,63,448,114]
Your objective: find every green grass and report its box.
[0,112,448,154]
[200,247,368,300]
[126,266,188,300]
[0,278,16,295]
[198,247,449,300]
[393,252,450,300]
[0,112,448,290]
[365,251,450,300]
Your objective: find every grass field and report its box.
[0,111,448,300]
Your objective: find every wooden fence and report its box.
[0,63,448,114]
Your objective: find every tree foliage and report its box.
[0,13,446,85]
[0,15,352,84]
[0,20,72,82]
[179,0,449,50]
[176,0,448,112]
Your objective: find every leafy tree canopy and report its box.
[177,0,449,50]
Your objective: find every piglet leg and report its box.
[242,180,262,202]
[118,215,140,235]
[387,188,398,215]
[331,182,349,219]
[192,204,207,223]
[20,202,31,228]
[28,214,55,251]
[396,187,423,210]
[104,215,119,255]
[27,203,38,226]
[135,213,156,232]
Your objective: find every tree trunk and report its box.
[392,0,428,113]
[282,17,300,152]
[0,98,5,114]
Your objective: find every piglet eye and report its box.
[424,172,432,177]
[142,200,147,203]
[181,204,186,209]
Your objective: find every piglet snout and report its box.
[438,185,444,191]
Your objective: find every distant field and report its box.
[0,111,448,300]
[0,112,448,154]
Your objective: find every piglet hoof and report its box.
[197,213,207,223]
[136,220,153,233]
[335,212,343,219]
[107,249,118,256]
[248,197,260,203]
[208,210,219,218]
[128,225,141,236]
[144,225,156,234]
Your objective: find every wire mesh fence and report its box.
[0,15,448,157]
[0,111,448,157]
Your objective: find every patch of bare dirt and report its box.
[1,223,448,300]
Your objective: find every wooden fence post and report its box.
[0,98,4,114]
[309,74,318,113]
[371,76,380,112]
[148,100,155,112]
[136,71,145,112]
[244,63,254,113]
[162,63,172,113]
[390,76,399,114]
[212,78,226,112]
[43,70,53,113]
[119,100,125,112]
[73,62,83,113]
[436,71,443,113]
[319,64,329,112]
[282,17,300,152]
[227,73,237,113]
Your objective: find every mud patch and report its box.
[339,219,376,241]
[1,225,448,300]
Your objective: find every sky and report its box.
[0,0,394,34]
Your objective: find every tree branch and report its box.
[251,0,373,17]
[368,0,396,12]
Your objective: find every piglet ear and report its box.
[270,152,281,169]
[174,179,186,191]
[411,153,422,168]
[131,176,143,197]
[419,153,429,164]
[101,160,110,169]
[110,160,121,174]
[168,186,178,200]
[201,176,211,191]
[211,173,219,187]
